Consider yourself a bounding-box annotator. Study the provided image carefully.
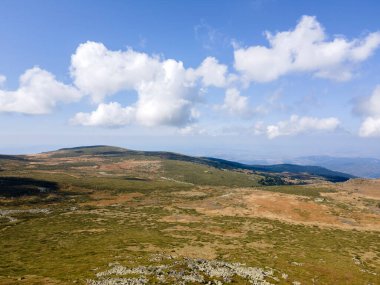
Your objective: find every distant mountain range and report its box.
[285,156,380,178]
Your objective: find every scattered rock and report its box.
[88,256,278,284]
[0,208,51,222]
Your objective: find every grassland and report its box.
[0,147,379,284]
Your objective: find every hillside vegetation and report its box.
[0,146,378,285]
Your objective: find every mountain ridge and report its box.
[288,155,380,178]
[37,145,355,183]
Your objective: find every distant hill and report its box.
[203,157,354,182]
[0,154,27,161]
[42,145,354,183]
[290,156,380,178]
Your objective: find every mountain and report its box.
[290,156,380,178]
[41,145,354,183]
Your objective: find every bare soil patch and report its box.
[177,187,380,230]
[335,179,380,199]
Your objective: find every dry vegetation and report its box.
[0,147,379,284]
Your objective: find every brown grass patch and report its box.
[82,192,144,206]
[177,188,380,230]
[336,179,380,199]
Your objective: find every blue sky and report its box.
[1,0,380,160]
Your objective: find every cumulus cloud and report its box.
[70,41,162,102]
[71,42,229,99]
[254,115,340,139]
[0,67,82,114]
[355,86,380,137]
[218,88,250,116]
[359,117,380,137]
[70,102,135,127]
[70,41,231,127]
[234,15,380,83]
[135,59,199,127]
[191,57,228,87]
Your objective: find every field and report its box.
[0,147,379,284]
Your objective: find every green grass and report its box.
[162,160,261,187]
[256,185,335,197]
[0,150,378,284]
[0,171,189,194]
[1,204,379,284]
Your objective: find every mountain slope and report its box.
[42,145,354,183]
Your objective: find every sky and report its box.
[1,0,380,161]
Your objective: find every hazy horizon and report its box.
[3,136,380,162]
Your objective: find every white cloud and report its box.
[70,102,134,127]
[257,115,340,139]
[234,15,380,83]
[192,57,228,87]
[218,88,250,116]
[0,67,81,114]
[70,41,162,102]
[70,41,232,128]
[71,42,229,101]
[356,86,380,137]
[359,117,380,137]
[135,59,199,127]
[355,86,380,117]
[72,74,198,127]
